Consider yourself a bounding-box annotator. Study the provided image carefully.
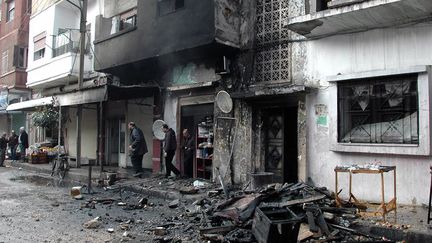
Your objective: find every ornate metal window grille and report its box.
[255,0,291,83]
[337,75,418,144]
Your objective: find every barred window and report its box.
[338,75,418,144]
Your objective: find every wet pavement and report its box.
[0,167,199,242]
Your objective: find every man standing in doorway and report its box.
[163,124,180,178]
[128,122,148,177]
[182,129,194,178]
[18,127,28,162]
[0,132,8,167]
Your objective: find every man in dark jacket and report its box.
[8,130,18,161]
[0,132,8,167]
[19,127,28,162]
[182,129,194,178]
[163,124,180,178]
[128,122,148,177]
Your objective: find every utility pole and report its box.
[76,0,87,168]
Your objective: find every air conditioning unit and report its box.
[215,56,230,75]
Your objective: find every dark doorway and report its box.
[264,107,298,183]
[180,103,214,178]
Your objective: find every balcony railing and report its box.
[52,29,89,58]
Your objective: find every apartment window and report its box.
[158,0,185,16]
[1,51,8,74]
[338,75,418,144]
[7,0,15,22]
[120,8,137,30]
[13,46,27,68]
[33,32,46,61]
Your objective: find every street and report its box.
[0,167,193,243]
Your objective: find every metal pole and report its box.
[96,103,100,166]
[76,0,87,168]
[99,101,104,172]
[58,106,62,159]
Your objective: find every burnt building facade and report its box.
[94,0,255,176]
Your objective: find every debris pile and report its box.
[194,182,395,242]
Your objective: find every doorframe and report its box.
[177,94,215,176]
[252,97,307,183]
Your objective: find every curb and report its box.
[355,223,432,242]
[122,184,206,203]
[5,160,99,184]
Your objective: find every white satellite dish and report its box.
[152,120,166,141]
[216,90,233,113]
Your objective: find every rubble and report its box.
[83,217,102,229]
[169,199,179,209]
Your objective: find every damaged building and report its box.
[5,0,432,208]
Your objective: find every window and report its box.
[13,46,27,68]
[7,0,15,22]
[27,0,32,14]
[120,8,137,31]
[337,75,418,144]
[33,32,46,61]
[34,48,45,60]
[1,51,8,74]
[158,0,185,16]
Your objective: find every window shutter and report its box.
[33,31,47,51]
[13,45,19,67]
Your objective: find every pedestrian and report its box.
[18,127,29,162]
[163,124,180,178]
[128,122,148,177]
[182,129,194,178]
[0,132,8,167]
[8,130,18,161]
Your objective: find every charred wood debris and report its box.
[86,178,395,243]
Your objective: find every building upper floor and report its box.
[93,0,252,73]
[0,0,31,37]
[285,0,432,39]
[26,0,103,89]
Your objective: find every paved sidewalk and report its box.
[4,159,140,184]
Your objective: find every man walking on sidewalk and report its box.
[163,124,180,178]
[0,132,8,167]
[128,122,148,177]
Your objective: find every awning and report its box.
[55,86,107,106]
[6,97,54,111]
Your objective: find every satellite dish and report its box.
[216,90,233,113]
[152,120,166,140]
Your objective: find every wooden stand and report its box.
[335,166,397,222]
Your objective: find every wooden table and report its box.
[334,166,396,221]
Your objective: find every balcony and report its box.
[52,29,82,58]
[94,0,242,73]
[27,30,92,89]
[285,0,432,39]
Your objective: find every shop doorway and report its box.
[106,119,126,166]
[263,107,298,183]
[180,103,214,178]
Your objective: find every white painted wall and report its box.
[302,23,432,205]
[65,106,97,160]
[27,0,102,88]
[126,98,154,169]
